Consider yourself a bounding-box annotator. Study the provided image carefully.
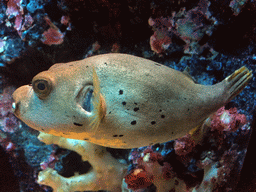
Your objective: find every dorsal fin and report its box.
[89,67,106,131]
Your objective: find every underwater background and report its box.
[0,0,256,191]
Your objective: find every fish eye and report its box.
[32,79,52,99]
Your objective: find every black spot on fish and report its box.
[159,109,162,112]
[109,111,112,114]
[113,135,118,137]
[172,132,174,134]
[134,102,138,105]
[134,107,139,112]
[104,62,108,65]
[74,122,83,126]
[84,138,89,140]
[161,115,165,118]
[131,120,136,125]
[122,101,126,105]
[184,98,187,100]
[188,108,190,111]
[41,128,45,131]
[119,135,124,137]
[119,90,123,95]
[151,121,156,125]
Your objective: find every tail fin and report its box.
[224,66,252,101]
[89,67,106,131]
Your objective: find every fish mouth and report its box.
[76,84,94,112]
[12,85,32,118]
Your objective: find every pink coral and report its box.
[210,106,247,132]
[0,86,20,133]
[148,17,173,54]
[125,147,175,191]
[41,17,65,46]
[0,130,16,152]
[174,134,195,156]
[5,0,27,36]
[61,15,71,30]
[125,168,153,190]
[21,14,34,31]
[61,16,70,26]
[150,31,172,54]
[41,28,64,45]
[148,0,215,55]
[40,150,59,170]
[6,0,23,17]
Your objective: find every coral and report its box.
[174,134,195,156]
[148,0,216,55]
[85,41,101,58]
[125,147,176,191]
[192,158,218,192]
[0,86,20,133]
[0,130,16,152]
[122,104,251,191]
[6,0,23,17]
[148,17,173,55]
[41,16,65,46]
[229,0,248,16]
[192,146,242,192]
[37,132,127,192]
[40,148,59,170]
[5,0,34,37]
[111,42,120,53]
[210,106,247,133]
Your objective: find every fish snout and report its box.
[12,85,32,117]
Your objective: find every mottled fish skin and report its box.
[12,53,252,148]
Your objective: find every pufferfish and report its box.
[12,53,252,148]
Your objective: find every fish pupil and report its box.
[37,83,46,90]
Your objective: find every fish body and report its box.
[12,53,252,148]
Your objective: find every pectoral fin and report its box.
[89,67,106,131]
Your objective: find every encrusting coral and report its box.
[37,132,128,192]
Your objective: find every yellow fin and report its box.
[89,67,106,131]
[224,66,252,100]
[189,121,205,144]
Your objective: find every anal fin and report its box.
[189,120,206,144]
